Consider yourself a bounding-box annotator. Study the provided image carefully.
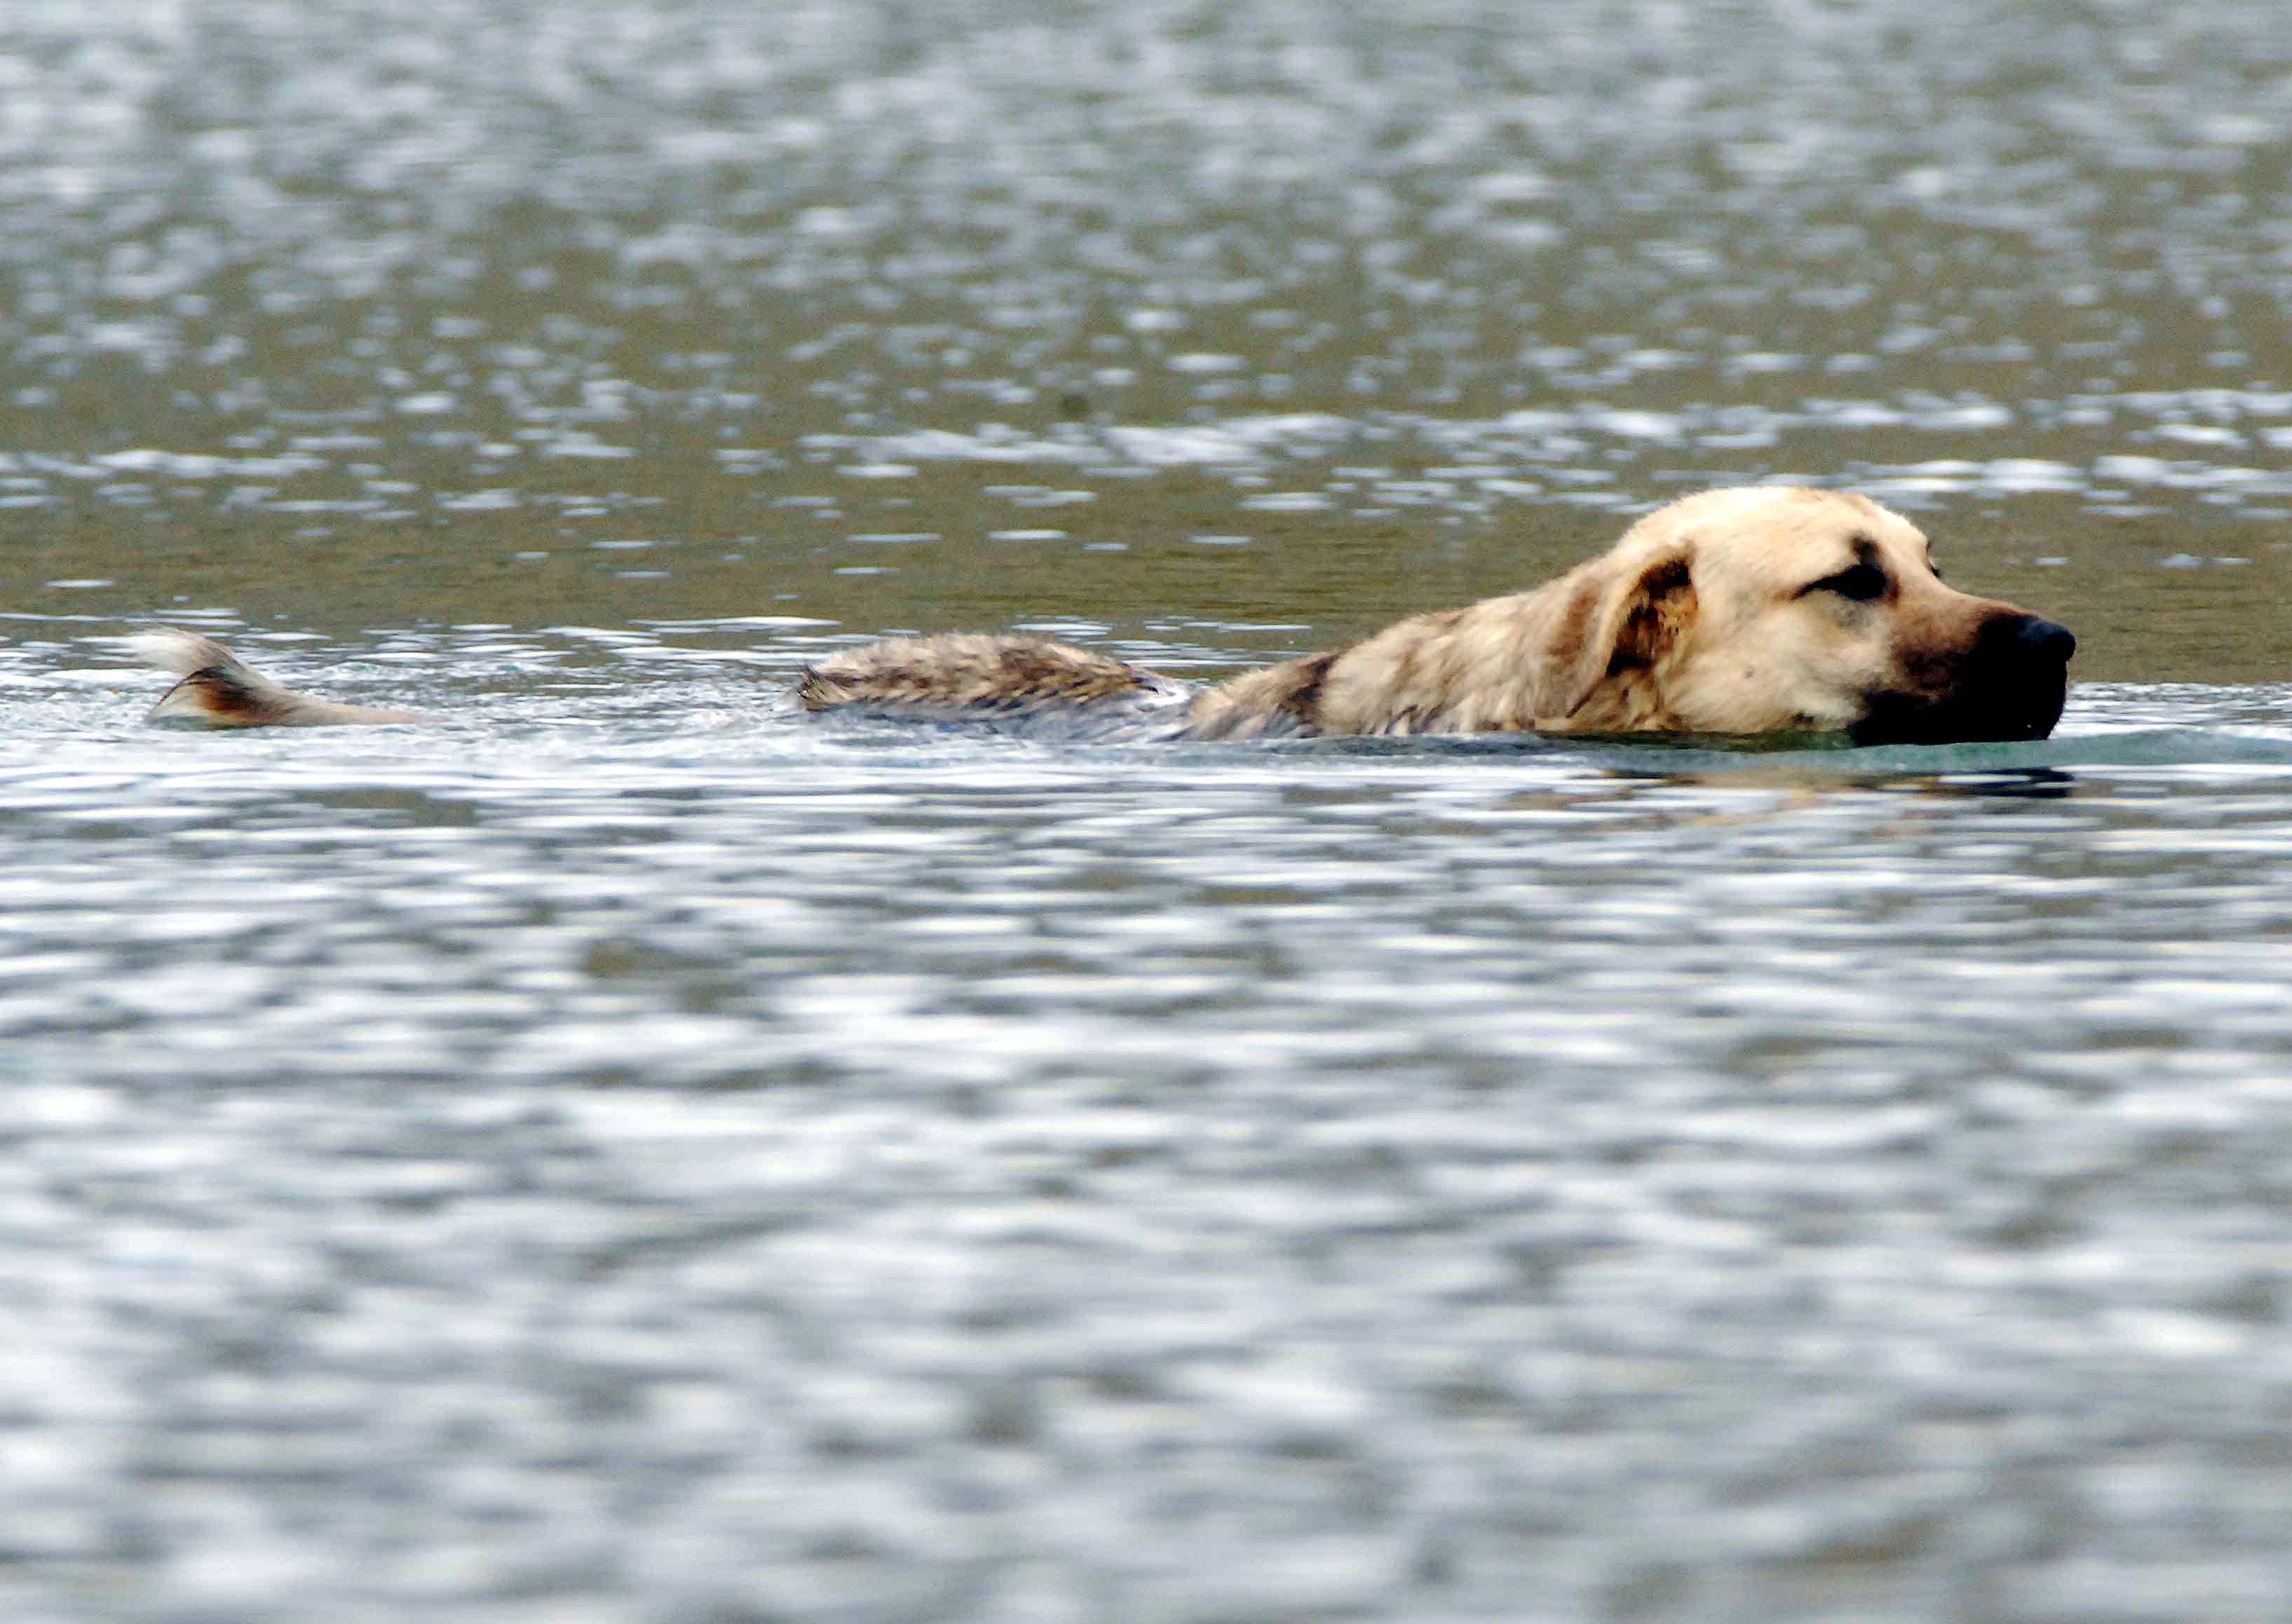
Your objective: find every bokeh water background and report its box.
[7,2,2292,1619]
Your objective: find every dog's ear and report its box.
[1545,548,1697,721]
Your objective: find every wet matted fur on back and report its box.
[795,634,1187,717]
[790,632,1199,738]
[122,487,2075,745]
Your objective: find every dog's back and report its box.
[794,632,1201,736]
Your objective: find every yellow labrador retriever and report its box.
[130,487,2073,744]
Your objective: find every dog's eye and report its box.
[1807,562,1889,602]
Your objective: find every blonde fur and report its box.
[806,487,2073,745]
[121,488,2073,744]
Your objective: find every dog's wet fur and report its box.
[128,630,435,728]
[128,488,2075,745]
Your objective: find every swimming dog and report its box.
[130,487,2073,744]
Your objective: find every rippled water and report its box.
[8,3,2292,1620]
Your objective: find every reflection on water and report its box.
[8,1,2292,1619]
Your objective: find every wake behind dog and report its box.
[128,487,2075,747]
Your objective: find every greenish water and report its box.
[6,4,2292,1620]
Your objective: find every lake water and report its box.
[6,3,2292,1620]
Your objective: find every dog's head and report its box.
[1556,487,2074,743]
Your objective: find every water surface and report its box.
[6,3,2292,1620]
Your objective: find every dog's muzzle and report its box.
[1850,611,2076,745]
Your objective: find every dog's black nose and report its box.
[1986,611,2075,666]
[2016,616,2076,663]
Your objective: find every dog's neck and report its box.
[1191,579,1684,739]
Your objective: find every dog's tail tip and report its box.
[120,627,435,728]
[119,627,299,727]
[119,628,247,678]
